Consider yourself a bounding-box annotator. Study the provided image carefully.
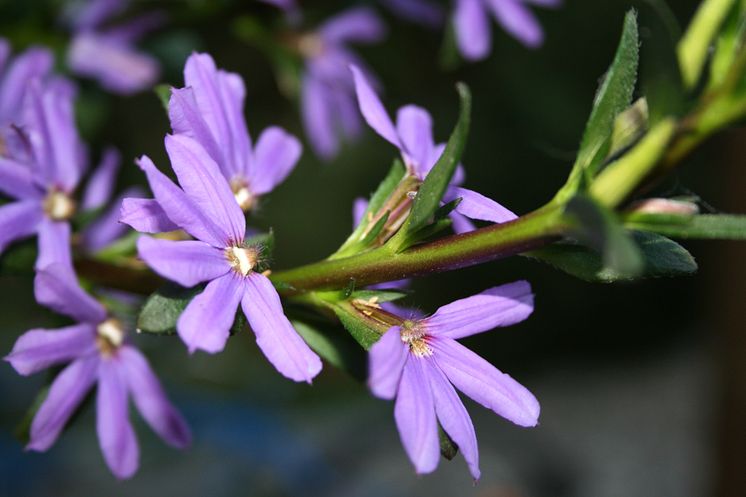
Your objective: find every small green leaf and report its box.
[292,320,366,380]
[359,211,390,247]
[624,213,746,239]
[138,285,246,335]
[154,84,171,111]
[565,195,644,277]
[578,10,640,176]
[709,1,746,90]
[526,231,697,282]
[331,301,389,350]
[349,289,409,303]
[389,83,471,251]
[609,98,649,158]
[438,424,459,461]
[15,386,49,444]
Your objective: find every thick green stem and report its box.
[271,203,566,293]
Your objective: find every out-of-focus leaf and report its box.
[389,83,471,251]
[137,284,246,335]
[93,231,140,263]
[154,84,171,111]
[609,98,649,158]
[438,424,459,460]
[678,0,737,88]
[292,320,366,381]
[15,386,49,445]
[525,231,697,282]
[709,0,746,90]
[0,239,37,275]
[624,212,746,239]
[565,195,644,277]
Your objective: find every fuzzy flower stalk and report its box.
[5,264,190,479]
[369,281,538,479]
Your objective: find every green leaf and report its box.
[154,84,171,111]
[577,10,640,176]
[526,231,697,282]
[678,0,738,88]
[709,0,746,91]
[389,83,471,251]
[292,320,366,381]
[349,289,409,303]
[331,301,389,350]
[609,98,649,158]
[624,213,746,239]
[138,285,246,335]
[15,386,49,444]
[93,230,140,262]
[332,159,406,259]
[0,239,37,275]
[438,425,459,461]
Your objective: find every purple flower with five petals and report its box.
[5,264,190,479]
[368,281,538,479]
[66,0,163,94]
[299,8,386,160]
[351,65,517,233]
[122,133,322,382]
[454,0,561,59]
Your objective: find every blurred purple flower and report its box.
[0,39,53,130]
[5,263,190,479]
[351,65,517,233]
[454,0,561,59]
[66,0,163,94]
[379,0,445,28]
[368,281,538,479]
[121,134,322,381]
[299,7,386,160]
[167,52,302,212]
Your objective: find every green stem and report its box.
[271,202,567,293]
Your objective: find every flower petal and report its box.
[0,157,40,199]
[445,186,518,224]
[319,7,386,44]
[35,218,72,270]
[0,200,41,255]
[301,75,339,160]
[81,147,120,211]
[27,356,98,452]
[352,197,368,227]
[118,346,191,448]
[177,273,244,354]
[119,197,179,234]
[5,324,96,376]
[432,338,540,427]
[248,126,302,196]
[165,134,245,244]
[394,358,440,475]
[97,357,139,479]
[34,262,107,323]
[168,87,223,168]
[0,46,53,123]
[396,105,434,174]
[137,236,230,288]
[426,281,534,339]
[379,0,445,27]
[242,273,322,383]
[81,186,142,252]
[351,65,401,149]
[135,154,229,247]
[449,210,477,234]
[486,0,544,48]
[368,326,409,400]
[454,0,492,61]
[428,360,480,480]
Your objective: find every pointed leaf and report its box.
[292,320,366,380]
[624,212,746,239]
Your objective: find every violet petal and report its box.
[5,324,96,376]
[445,186,518,224]
[486,0,544,48]
[368,326,409,400]
[119,197,179,234]
[82,147,120,211]
[35,218,72,270]
[0,157,41,199]
[319,7,386,44]
[97,357,139,479]
[0,200,42,254]
[248,126,302,196]
[395,105,434,174]
[454,0,492,61]
[351,65,402,149]
[34,262,108,323]
[137,236,230,288]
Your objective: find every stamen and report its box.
[399,320,433,357]
[226,246,258,276]
[96,318,125,356]
[230,177,255,212]
[43,189,76,221]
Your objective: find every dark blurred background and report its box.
[1,0,744,496]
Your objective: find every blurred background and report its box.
[0,0,744,496]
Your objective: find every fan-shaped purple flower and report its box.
[368,281,538,479]
[5,263,191,479]
[351,65,517,233]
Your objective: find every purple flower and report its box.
[5,264,190,479]
[166,52,301,212]
[454,0,561,59]
[0,81,126,268]
[299,8,386,160]
[0,39,53,130]
[66,0,163,94]
[351,65,517,233]
[368,281,538,479]
[121,133,322,382]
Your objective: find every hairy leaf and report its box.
[624,213,746,239]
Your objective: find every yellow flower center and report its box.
[226,246,258,276]
[96,318,125,356]
[43,189,76,221]
[230,177,255,212]
[399,320,433,357]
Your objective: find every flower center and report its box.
[230,177,255,212]
[297,33,325,58]
[43,189,76,221]
[399,320,433,357]
[96,318,125,356]
[226,245,258,276]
